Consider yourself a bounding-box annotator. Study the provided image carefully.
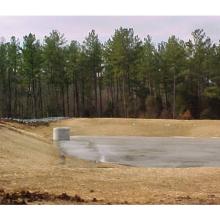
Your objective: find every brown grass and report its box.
[6,118,220,140]
[1,118,220,204]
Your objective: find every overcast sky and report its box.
[1,16,220,44]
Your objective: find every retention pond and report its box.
[59,136,220,168]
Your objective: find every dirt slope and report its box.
[1,119,220,204]
[6,118,220,140]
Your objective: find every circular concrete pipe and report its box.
[53,127,70,141]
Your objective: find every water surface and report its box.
[59,136,220,168]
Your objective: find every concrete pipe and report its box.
[53,127,70,141]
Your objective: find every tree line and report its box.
[0,28,220,119]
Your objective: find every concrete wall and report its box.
[53,127,70,141]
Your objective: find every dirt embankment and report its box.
[1,118,220,204]
[5,118,220,139]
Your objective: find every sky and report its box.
[0,16,220,44]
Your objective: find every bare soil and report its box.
[1,118,220,204]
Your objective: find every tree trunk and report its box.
[173,72,176,119]
[75,79,80,117]
[66,84,70,116]
[98,76,102,116]
[122,76,127,118]
[61,86,65,116]
[94,71,98,116]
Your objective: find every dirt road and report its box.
[1,119,220,204]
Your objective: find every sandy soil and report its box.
[1,118,220,204]
[6,118,220,139]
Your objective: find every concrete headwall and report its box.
[53,127,70,141]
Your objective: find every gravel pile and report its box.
[0,117,68,125]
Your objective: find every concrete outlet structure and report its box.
[53,127,70,141]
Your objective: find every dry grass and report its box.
[6,118,220,140]
[1,118,220,204]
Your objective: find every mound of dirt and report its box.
[0,189,87,205]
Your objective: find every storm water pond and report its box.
[58,136,220,168]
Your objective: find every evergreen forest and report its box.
[0,28,220,119]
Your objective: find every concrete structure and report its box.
[53,127,70,141]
